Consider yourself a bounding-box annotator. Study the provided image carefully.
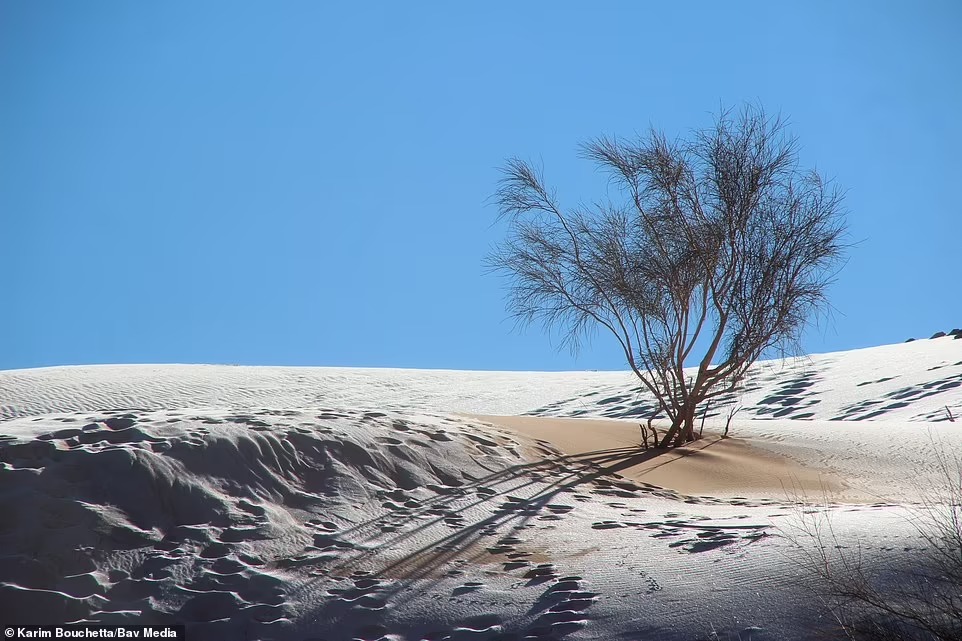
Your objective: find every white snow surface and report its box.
[0,335,960,640]
[1,336,960,423]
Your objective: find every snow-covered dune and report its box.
[1,335,960,640]
[2,334,960,423]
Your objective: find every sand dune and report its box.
[469,415,857,501]
[1,336,960,640]
[2,336,959,423]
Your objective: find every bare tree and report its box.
[488,105,846,447]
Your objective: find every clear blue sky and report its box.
[2,1,960,371]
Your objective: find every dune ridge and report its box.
[1,337,960,640]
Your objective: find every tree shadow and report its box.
[289,442,721,639]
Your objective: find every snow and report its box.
[0,335,960,640]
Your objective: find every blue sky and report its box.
[2,1,960,371]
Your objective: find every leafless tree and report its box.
[488,105,847,447]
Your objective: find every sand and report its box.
[468,415,857,501]
[0,336,960,640]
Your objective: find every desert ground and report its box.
[1,335,961,640]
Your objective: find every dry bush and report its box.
[787,443,962,640]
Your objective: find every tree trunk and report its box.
[672,403,697,446]
[657,399,700,448]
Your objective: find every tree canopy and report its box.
[489,105,847,446]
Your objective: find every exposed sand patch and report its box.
[468,414,865,502]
